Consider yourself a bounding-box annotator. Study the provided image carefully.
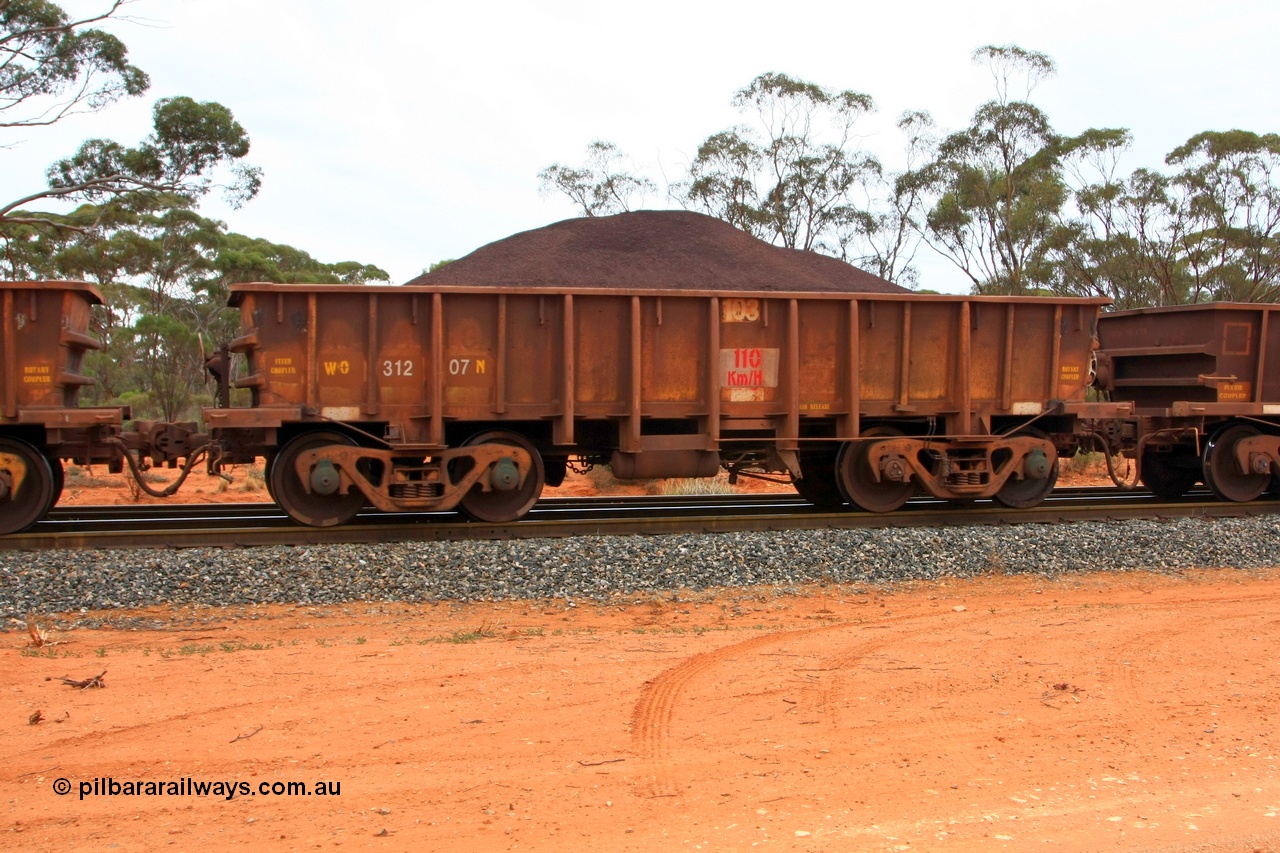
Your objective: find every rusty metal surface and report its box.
[0,281,104,422]
[1097,302,1280,415]
[222,284,1107,450]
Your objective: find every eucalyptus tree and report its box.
[680,128,765,235]
[1047,130,1280,307]
[915,45,1067,295]
[538,73,925,286]
[1,0,146,124]
[1,1,261,266]
[536,49,1280,304]
[1042,128,1163,309]
[537,141,656,217]
[680,72,881,255]
[128,226,390,420]
[25,200,390,418]
[835,110,936,288]
[1166,130,1280,303]
[36,200,155,401]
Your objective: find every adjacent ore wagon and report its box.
[208,283,1106,526]
[0,281,125,533]
[1093,302,1280,501]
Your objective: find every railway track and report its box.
[4,487,1277,551]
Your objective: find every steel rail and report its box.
[4,487,1276,551]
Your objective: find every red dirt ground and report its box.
[6,570,1280,852]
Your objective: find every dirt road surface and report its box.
[6,567,1280,852]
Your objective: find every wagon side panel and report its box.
[795,298,843,416]
[231,287,311,409]
[1263,306,1280,403]
[505,294,562,414]
[573,295,629,413]
[718,296,785,413]
[440,293,499,420]
[906,300,960,405]
[371,290,430,415]
[967,302,1007,406]
[641,295,708,410]
[1008,301,1060,412]
[311,291,371,416]
[856,299,906,416]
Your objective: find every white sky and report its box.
[5,0,1278,293]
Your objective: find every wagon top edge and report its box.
[223,281,1113,309]
[1102,301,1280,318]
[0,280,104,304]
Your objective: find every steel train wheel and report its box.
[791,450,844,508]
[993,428,1059,509]
[270,431,366,527]
[1140,447,1199,500]
[1202,423,1269,503]
[0,437,56,535]
[836,428,914,513]
[455,431,545,523]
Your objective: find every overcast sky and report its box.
[6,0,1279,293]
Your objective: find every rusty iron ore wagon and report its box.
[1093,302,1280,502]
[200,283,1107,526]
[13,278,1280,535]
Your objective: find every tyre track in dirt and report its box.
[629,626,824,798]
[809,609,1006,784]
[628,610,995,799]
[626,594,1274,812]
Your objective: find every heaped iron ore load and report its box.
[406,211,909,294]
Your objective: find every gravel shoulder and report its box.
[5,515,1280,621]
